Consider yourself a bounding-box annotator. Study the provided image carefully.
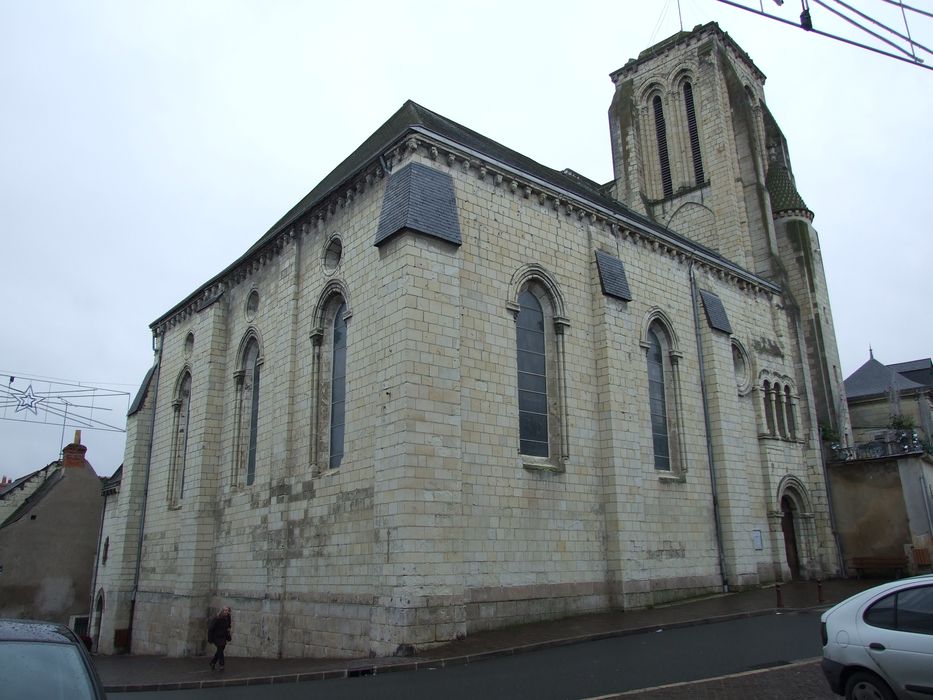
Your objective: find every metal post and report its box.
[775,582,784,608]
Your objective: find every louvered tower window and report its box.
[653,95,673,198]
[683,81,704,184]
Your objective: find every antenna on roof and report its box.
[869,344,874,359]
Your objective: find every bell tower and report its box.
[607,21,849,437]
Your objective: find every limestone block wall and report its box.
[128,170,392,657]
[454,162,613,623]
[439,146,831,614]
[92,390,155,654]
[106,100,842,657]
[367,230,467,654]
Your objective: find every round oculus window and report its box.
[323,236,343,274]
[246,290,260,321]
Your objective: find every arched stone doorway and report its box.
[781,496,801,579]
[775,476,814,581]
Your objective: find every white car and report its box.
[821,574,933,699]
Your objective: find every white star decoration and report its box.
[13,384,44,414]
[0,374,128,433]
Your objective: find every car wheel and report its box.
[845,671,896,700]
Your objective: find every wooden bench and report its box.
[849,556,908,579]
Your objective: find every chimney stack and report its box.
[62,430,88,468]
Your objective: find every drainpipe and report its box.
[129,331,163,651]
[690,261,729,592]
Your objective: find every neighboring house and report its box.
[93,23,851,659]
[0,432,104,633]
[825,355,933,575]
[843,354,933,451]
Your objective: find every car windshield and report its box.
[0,640,98,700]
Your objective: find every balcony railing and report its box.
[829,431,925,462]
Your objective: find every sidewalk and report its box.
[96,578,880,693]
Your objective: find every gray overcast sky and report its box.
[2,1,930,481]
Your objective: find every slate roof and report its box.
[374,162,461,247]
[595,250,633,302]
[844,357,927,400]
[128,364,157,417]
[887,358,933,388]
[102,465,122,497]
[698,289,733,334]
[151,99,781,329]
[889,359,932,374]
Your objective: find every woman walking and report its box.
[208,606,232,671]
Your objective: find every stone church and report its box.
[92,23,851,658]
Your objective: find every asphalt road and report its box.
[112,611,827,699]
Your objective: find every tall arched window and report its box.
[641,315,687,475]
[763,380,776,435]
[517,290,548,457]
[310,286,351,474]
[784,385,797,440]
[509,268,569,470]
[329,302,347,469]
[169,371,192,503]
[653,95,673,198]
[682,81,704,184]
[646,326,671,470]
[236,337,261,486]
[774,382,788,438]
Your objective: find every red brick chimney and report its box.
[62,430,89,468]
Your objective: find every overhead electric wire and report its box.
[649,0,675,44]
[715,0,933,70]
[879,0,933,21]
[832,0,932,54]
[816,0,928,60]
